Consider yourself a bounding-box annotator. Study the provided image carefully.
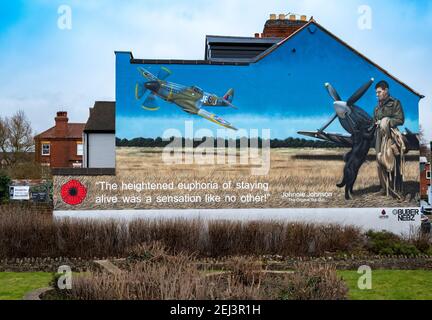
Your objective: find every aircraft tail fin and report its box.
[223,88,234,103]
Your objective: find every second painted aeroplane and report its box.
[135,67,238,130]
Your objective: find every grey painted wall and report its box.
[85,133,115,168]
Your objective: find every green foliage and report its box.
[0,272,52,300]
[339,270,432,300]
[0,173,11,203]
[366,231,421,256]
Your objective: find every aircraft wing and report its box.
[299,128,420,151]
[137,67,158,81]
[298,131,353,147]
[197,109,237,131]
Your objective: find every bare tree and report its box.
[0,111,34,166]
[419,125,430,159]
[0,117,10,166]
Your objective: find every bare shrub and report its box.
[67,250,265,300]
[225,256,264,285]
[126,241,169,262]
[281,263,349,300]
[0,206,367,259]
[56,252,348,300]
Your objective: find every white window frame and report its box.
[427,170,431,180]
[41,143,50,156]
[77,143,83,156]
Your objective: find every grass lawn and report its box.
[339,270,432,300]
[0,272,52,300]
[0,270,431,300]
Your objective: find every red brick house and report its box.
[34,112,85,168]
[420,156,431,201]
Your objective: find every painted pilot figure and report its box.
[373,80,405,196]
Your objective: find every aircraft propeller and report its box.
[347,78,375,106]
[136,67,170,111]
[318,78,374,134]
[325,82,342,101]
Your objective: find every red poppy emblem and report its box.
[61,180,87,205]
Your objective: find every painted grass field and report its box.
[55,147,419,210]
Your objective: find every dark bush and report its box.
[366,231,424,256]
[0,172,11,203]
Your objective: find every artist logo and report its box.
[61,180,87,205]
[379,209,389,219]
[392,209,420,222]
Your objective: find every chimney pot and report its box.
[301,15,307,21]
[289,14,296,21]
[269,14,276,20]
[254,33,260,38]
[279,14,286,20]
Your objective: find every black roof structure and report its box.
[205,35,281,62]
[84,101,115,133]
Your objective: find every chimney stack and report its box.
[260,13,308,38]
[55,111,68,136]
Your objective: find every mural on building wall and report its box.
[135,67,238,130]
[54,22,422,211]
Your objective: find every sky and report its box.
[0,0,431,140]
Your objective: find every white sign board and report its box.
[11,186,30,200]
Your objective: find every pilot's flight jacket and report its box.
[373,96,405,128]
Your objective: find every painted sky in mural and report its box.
[116,24,420,139]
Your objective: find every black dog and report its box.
[337,125,375,200]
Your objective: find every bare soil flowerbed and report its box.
[41,243,349,300]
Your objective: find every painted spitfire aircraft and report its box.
[135,67,238,130]
[298,78,419,151]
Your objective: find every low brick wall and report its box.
[117,255,432,271]
[1,255,431,273]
